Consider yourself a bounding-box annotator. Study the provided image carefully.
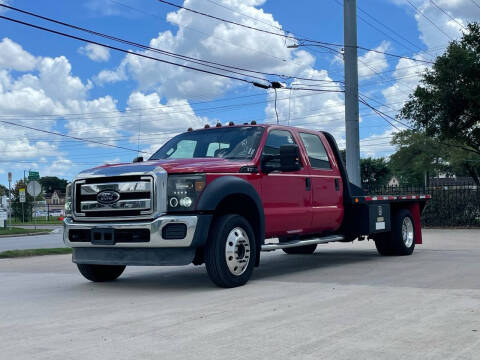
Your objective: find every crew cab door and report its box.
[260,129,312,237]
[298,132,343,232]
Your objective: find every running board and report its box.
[261,235,345,252]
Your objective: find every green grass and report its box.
[0,248,72,259]
[11,217,63,225]
[0,227,51,236]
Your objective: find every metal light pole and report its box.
[344,0,361,187]
[8,172,12,229]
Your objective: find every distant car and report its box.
[50,211,63,217]
[33,211,48,218]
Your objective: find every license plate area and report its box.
[91,228,115,245]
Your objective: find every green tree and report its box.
[339,149,392,187]
[361,157,391,187]
[389,130,448,185]
[39,176,68,193]
[400,23,480,156]
[0,184,8,197]
[389,130,480,185]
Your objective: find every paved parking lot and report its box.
[1,229,479,359]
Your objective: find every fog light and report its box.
[179,197,192,207]
[169,197,179,207]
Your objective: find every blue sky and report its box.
[0,0,476,187]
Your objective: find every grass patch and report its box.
[0,248,72,259]
[11,218,63,225]
[0,227,50,236]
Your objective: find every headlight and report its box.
[167,174,206,212]
[64,182,72,216]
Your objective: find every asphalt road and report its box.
[1,229,479,359]
[0,228,64,251]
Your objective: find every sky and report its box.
[0,0,478,187]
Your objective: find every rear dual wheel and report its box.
[375,209,416,256]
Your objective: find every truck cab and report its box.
[64,124,429,287]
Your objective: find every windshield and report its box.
[149,127,264,160]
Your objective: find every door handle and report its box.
[306,178,311,191]
[334,178,340,191]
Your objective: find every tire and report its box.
[282,244,317,255]
[375,209,416,256]
[77,264,126,282]
[205,214,256,288]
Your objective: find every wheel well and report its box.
[214,194,263,266]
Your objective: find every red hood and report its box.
[92,158,254,174]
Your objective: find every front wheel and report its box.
[77,264,126,282]
[205,214,256,288]
[375,209,416,256]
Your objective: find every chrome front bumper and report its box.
[63,216,198,248]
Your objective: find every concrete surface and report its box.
[0,228,64,251]
[0,229,479,360]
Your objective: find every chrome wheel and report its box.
[402,217,414,248]
[225,227,251,276]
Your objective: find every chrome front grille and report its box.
[74,176,154,220]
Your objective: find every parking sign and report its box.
[19,188,26,203]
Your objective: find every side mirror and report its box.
[279,144,301,172]
[133,156,144,163]
[262,144,301,173]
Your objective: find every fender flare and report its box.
[197,176,265,265]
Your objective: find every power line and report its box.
[471,0,480,10]
[0,120,146,153]
[0,15,261,86]
[156,0,343,48]
[156,0,435,65]
[429,0,466,30]
[0,4,343,85]
[405,0,454,41]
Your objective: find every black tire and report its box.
[77,264,126,282]
[282,244,317,255]
[375,209,416,256]
[205,214,256,288]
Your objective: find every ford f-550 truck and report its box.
[64,124,430,287]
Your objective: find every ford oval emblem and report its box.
[97,190,120,205]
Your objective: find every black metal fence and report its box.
[364,184,480,227]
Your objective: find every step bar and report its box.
[261,235,345,251]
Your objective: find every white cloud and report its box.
[264,69,346,141]
[78,43,110,62]
[360,129,398,158]
[0,38,37,72]
[96,0,323,100]
[125,91,209,154]
[43,158,74,177]
[0,38,124,161]
[358,42,390,80]
[381,57,429,108]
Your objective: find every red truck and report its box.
[64,123,430,287]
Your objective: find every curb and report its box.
[0,231,52,238]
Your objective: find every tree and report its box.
[389,130,480,185]
[361,157,391,187]
[400,23,480,156]
[39,176,68,193]
[0,184,8,197]
[339,149,392,187]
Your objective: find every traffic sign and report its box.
[19,188,26,203]
[28,171,40,181]
[27,181,42,197]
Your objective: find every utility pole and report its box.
[344,0,361,187]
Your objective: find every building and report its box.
[44,190,66,215]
